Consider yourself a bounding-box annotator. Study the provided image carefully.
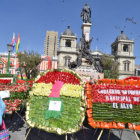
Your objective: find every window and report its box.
[123,44,129,52]
[68,58,70,66]
[64,56,71,67]
[127,63,129,71]
[65,40,71,47]
[124,63,127,71]
[124,61,130,71]
[112,46,117,55]
[47,36,49,48]
[47,36,49,41]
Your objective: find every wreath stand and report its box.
[6,103,140,140]
[96,129,140,140]
[134,130,140,140]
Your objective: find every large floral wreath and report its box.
[26,69,86,135]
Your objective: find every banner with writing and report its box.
[92,85,140,106]
[86,81,140,130]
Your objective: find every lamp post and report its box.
[6,44,13,74]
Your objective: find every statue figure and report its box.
[69,35,103,73]
[81,3,91,23]
[69,35,94,68]
[94,54,103,73]
[80,35,93,64]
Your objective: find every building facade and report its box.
[111,31,135,79]
[44,31,58,57]
[39,56,57,73]
[0,53,19,75]
[0,53,57,75]
[0,29,137,79]
[57,26,78,69]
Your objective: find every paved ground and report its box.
[4,112,140,140]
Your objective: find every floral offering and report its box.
[26,69,85,135]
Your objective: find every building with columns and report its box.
[0,29,137,79]
[111,31,135,79]
[57,26,78,69]
[57,28,137,79]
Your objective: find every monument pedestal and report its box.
[81,23,92,41]
[74,58,104,82]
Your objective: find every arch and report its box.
[123,44,129,52]
[65,40,71,47]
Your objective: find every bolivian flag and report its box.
[11,33,16,49]
[16,34,20,54]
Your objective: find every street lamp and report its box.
[6,44,13,74]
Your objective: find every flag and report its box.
[11,33,16,50]
[16,34,20,54]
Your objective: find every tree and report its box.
[101,55,119,79]
[17,51,41,79]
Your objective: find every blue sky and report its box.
[0,0,140,64]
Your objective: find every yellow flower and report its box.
[30,83,52,96]
[60,84,83,98]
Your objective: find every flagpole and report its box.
[14,53,17,74]
[11,32,17,75]
[15,34,20,75]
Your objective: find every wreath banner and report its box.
[86,79,140,130]
[26,69,86,135]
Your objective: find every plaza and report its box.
[0,1,140,140]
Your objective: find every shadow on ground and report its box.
[3,111,140,140]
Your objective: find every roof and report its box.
[116,31,129,41]
[63,26,74,36]
[91,49,104,55]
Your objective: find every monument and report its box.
[69,3,104,82]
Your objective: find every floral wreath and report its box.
[26,69,86,135]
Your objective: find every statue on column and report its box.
[81,3,91,23]
[69,3,103,74]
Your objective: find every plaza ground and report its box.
[4,112,140,140]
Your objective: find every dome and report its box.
[63,26,74,36]
[116,31,129,41]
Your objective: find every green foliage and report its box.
[28,95,81,131]
[101,55,119,79]
[10,91,29,101]
[92,103,140,123]
[0,74,13,78]
[17,51,41,79]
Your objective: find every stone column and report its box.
[81,23,92,42]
